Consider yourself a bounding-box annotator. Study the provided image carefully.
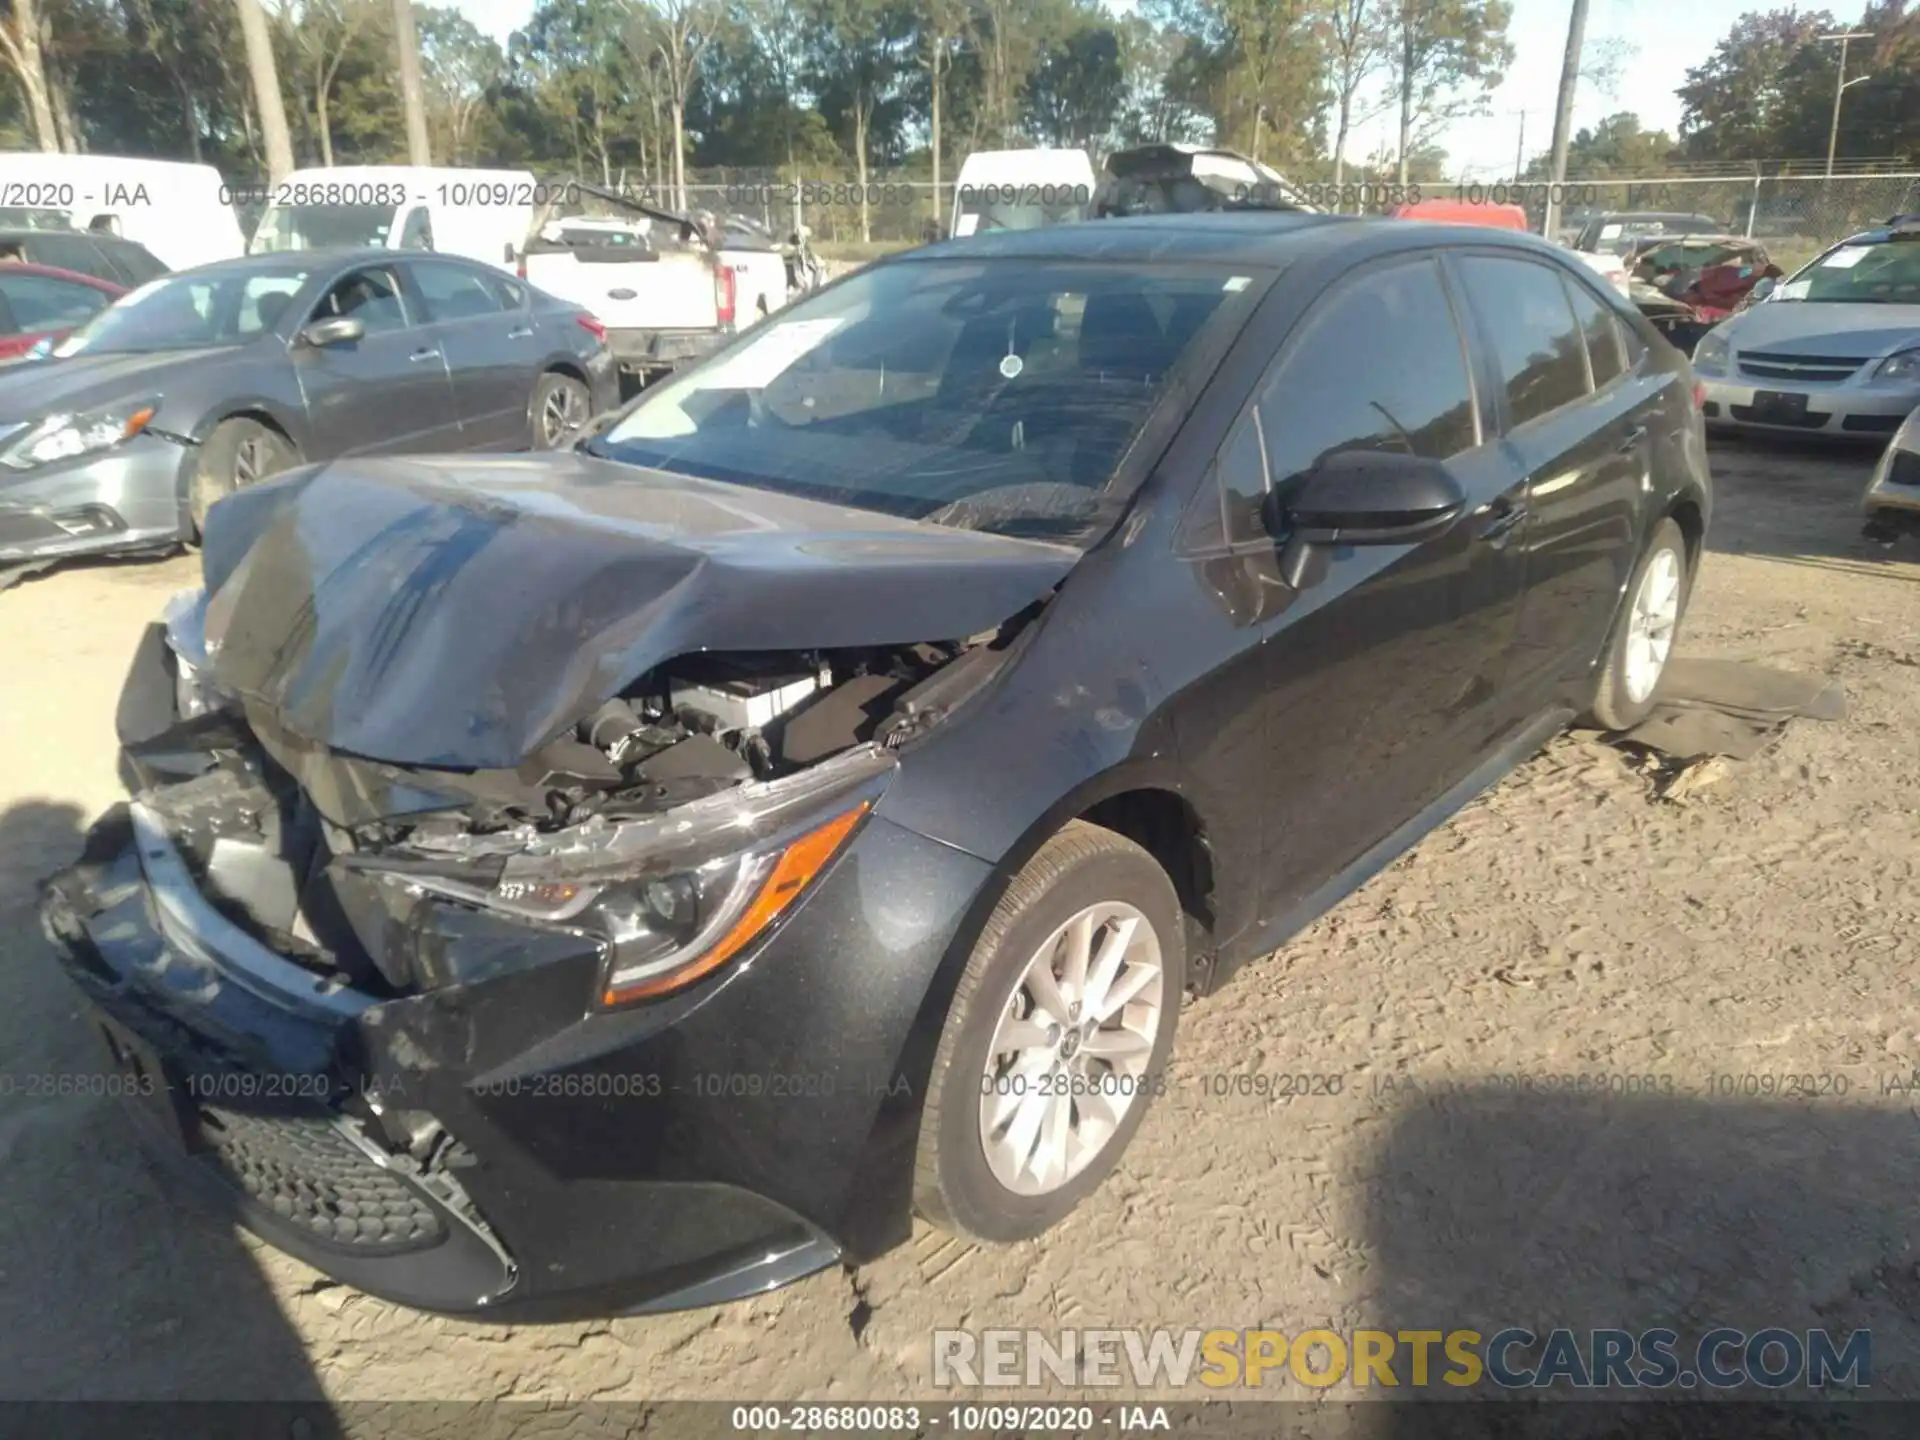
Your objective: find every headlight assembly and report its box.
[0,396,158,470]
[384,744,894,1008]
[1692,330,1731,375]
[1873,348,1920,383]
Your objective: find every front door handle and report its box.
[1479,494,1529,544]
[507,325,533,339]
[1616,423,1648,454]
[409,347,442,363]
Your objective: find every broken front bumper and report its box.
[39,783,990,1318]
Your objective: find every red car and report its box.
[0,261,125,362]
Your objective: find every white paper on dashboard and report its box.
[1820,247,1869,269]
[693,317,848,391]
[954,214,980,236]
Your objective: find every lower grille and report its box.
[1729,404,1829,429]
[197,1106,446,1254]
[1890,450,1920,487]
[1842,414,1904,434]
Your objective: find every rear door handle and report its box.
[1616,424,1648,454]
[409,348,442,363]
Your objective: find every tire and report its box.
[1585,517,1691,731]
[190,417,298,539]
[914,820,1185,1244]
[530,371,591,449]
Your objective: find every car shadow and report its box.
[1705,432,1919,576]
[0,797,338,1415]
[1353,1083,1920,1433]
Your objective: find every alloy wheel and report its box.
[540,380,587,447]
[1624,547,1682,704]
[977,901,1166,1197]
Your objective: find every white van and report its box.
[950,149,1097,237]
[250,166,537,273]
[0,152,244,269]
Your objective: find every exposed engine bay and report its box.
[122,603,1039,997]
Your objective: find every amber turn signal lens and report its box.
[599,801,870,1007]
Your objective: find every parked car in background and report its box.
[1572,211,1725,256]
[42,212,1708,1319]
[520,185,789,390]
[1624,234,1779,318]
[950,148,1097,236]
[250,166,538,273]
[0,262,122,363]
[1695,218,1920,437]
[0,225,167,286]
[1861,404,1920,542]
[0,249,616,571]
[1093,144,1315,216]
[1390,198,1530,230]
[0,153,244,269]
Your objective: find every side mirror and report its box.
[1749,276,1777,302]
[1275,449,1467,547]
[298,315,365,348]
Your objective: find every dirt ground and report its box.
[3,434,1919,1408]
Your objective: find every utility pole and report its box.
[1818,31,1872,178]
[392,0,433,166]
[1509,109,1527,181]
[233,0,294,183]
[1541,0,1589,242]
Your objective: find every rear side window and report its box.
[0,272,110,333]
[1563,277,1625,387]
[1457,256,1592,428]
[27,232,111,281]
[410,258,509,320]
[1187,257,1477,550]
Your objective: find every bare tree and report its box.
[391,0,431,164]
[637,0,722,212]
[0,0,63,151]
[234,0,296,180]
[1327,0,1394,187]
[916,0,971,224]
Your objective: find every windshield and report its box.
[1774,237,1920,304]
[252,203,396,252]
[596,258,1259,543]
[1583,217,1719,256]
[55,265,310,356]
[0,207,73,230]
[953,185,1091,236]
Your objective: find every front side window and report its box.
[597,258,1260,544]
[55,266,311,355]
[1457,256,1592,429]
[1563,277,1626,387]
[310,267,409,334]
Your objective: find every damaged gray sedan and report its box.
[42,214,1709,1317]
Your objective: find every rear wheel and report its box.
[531,371,590,449]
[914,821,1183,1243]
[1586,517,1690,731]
[189,417,297,539]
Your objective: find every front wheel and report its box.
[190,417,298,539]
[914,821,1184,1243]
[531,371,591,449]
[1585,517,1691,731]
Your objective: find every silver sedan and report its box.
[1696,219,1920,439]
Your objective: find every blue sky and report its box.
[452,0,1878,176]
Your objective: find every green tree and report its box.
[416,6,502,163]
[1523,111,1678,179]
[1675,7,1833,164]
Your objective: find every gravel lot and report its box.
[3,435,1918,1407]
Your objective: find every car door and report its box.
[290,263,462,457]
[1449,253,1651,711]
[401,256,539,447]
[1171,253,1531,929]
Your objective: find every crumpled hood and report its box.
[199,453,1079,770]
[1723,300,1920,359]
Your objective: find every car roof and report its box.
[184,246,483,279]
[0,260,123,291]
[1589,211,1720,224]
[900,212,1577,269]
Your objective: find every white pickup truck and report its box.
[518,186,807,390]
